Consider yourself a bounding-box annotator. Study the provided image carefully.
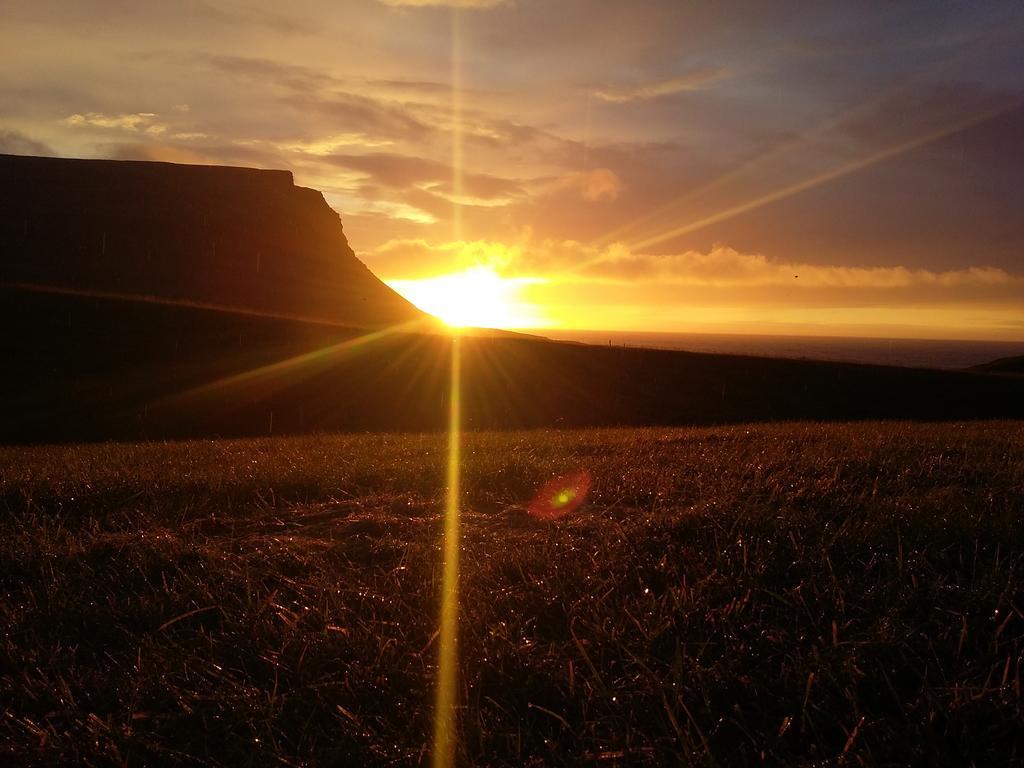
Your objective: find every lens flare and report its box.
[528,471,592,520]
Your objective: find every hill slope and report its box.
[2,284,1024,442]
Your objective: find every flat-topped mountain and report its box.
[0,153,426,327]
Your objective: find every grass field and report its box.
[2,422,1023,766]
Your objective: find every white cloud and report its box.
[62,112,166,133]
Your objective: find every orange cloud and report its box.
[547,168,623,202]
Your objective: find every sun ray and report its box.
[564,98,1020,278]
[432,9,464,768]
[587,19,1014,253]
[160,318,428,405]
[626,101,1020,255]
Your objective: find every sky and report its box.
[3,0,1024,339]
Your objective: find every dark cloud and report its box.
[281,93,434,143]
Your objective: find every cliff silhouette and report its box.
[0,153,425,327]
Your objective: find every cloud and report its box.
[377,0,508,8]
[367,237,521,279]
[62,112,166,134]
[325,152,523,201]
[595,68,731,103]
[368,79,455,95]
[197,55,430,137]
[193,1,313,35]
[0,129,54,157]
[260,134,394,154]
[2,1,314,35]
[326,153,448,187]
[202,54,342,92]
[551,168,623,202]
[366,237,1023,294]
[518,242,1022,290]
[352,199,439,225]
[579,246,1022,288]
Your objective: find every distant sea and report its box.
[543,330,1024,370]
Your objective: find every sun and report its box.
[387,267,546,329]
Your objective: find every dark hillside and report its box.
[3,285,1024,442]
[970,355,1024,375]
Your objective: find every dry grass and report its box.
[2,422,1023,765]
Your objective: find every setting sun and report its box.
[387,267,546,329]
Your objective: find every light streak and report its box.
[563,98,1020,278]
[162,318,426,404]
[432,9,464,767]
[589,19,1016,253]
[627,101,1019,254]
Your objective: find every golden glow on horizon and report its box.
[388,267,549,329]
[361,95,1024,340]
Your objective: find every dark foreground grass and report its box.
[1,422,1023,766]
